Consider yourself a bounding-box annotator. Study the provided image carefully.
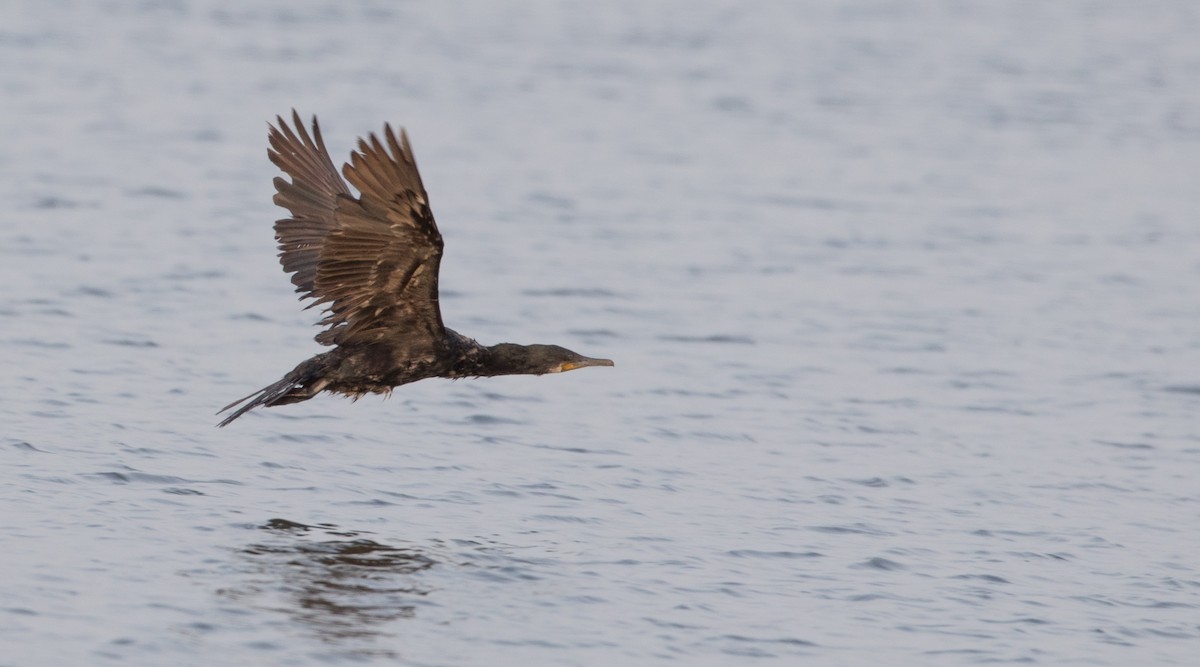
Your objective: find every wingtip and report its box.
[268,109,315,133]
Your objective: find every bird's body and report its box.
[218,112,611,426]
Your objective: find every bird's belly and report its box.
[320,347,446,398]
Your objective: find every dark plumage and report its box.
[217,112,612,427]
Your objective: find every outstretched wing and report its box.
[268,110,352,303]
[269,112,446,354]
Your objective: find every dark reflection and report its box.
[221,518,436,656]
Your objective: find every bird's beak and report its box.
[559,357,615,373]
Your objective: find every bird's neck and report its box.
[475,343,535,377]
[446,336,530,378]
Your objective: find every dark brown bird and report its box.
[217,112,612,427]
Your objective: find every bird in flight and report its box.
[217,112,612,426]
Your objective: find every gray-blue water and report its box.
[3,1,1199,665]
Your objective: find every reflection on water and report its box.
[220,519,435,656]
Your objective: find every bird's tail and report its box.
[216,360,326,427]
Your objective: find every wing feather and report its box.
[268,111,351,300]
[267,112,446,352]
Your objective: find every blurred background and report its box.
[2,1,1199,665]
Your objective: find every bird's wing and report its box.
[269,113,446,352]
[268,111,353,302]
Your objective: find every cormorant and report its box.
[217,112,612,427]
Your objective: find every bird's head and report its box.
[487,343,614,376]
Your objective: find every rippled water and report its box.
[4,1,1200,665]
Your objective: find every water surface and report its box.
[3,1,1199,665]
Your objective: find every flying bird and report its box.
[218,112,612,426]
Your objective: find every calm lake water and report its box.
[3,1,1200,665]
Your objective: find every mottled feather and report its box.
[267,112,446,353]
